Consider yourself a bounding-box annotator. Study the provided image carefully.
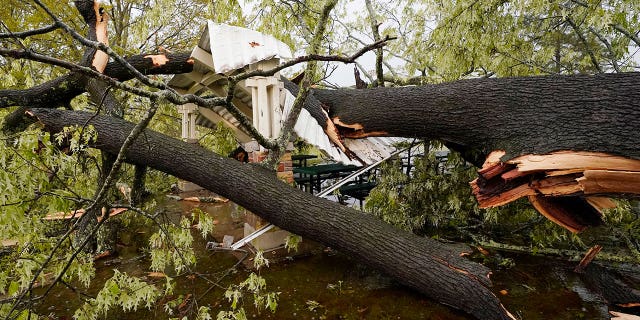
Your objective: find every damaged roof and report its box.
[168,22,405,165]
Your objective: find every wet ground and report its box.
[36,198,638,319]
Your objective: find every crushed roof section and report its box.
[282,90,405,165]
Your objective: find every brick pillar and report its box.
[277,152,294,184]
[243,147,294,250]
[245,147,294,185]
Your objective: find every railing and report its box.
[229,141,424,251]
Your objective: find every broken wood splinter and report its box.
[144,54,170,67]
[472,150,640,233]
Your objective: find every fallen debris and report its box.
[44,207,127,221]
[574,245,602,273]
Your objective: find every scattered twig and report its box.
[574,244,602,273]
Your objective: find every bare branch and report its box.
[566,18,603,73]
[365,0,385,87]
[0,23,60,39]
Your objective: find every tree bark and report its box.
[0,52,193,135]
[28,108,515,320]
[313,72,640,161]
[310,73,640,232]
[0,52,193,109]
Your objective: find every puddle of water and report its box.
[35,199,629,319]
[491,255,610,319]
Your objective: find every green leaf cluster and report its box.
[73,270,161,320]
[218,272,279,319]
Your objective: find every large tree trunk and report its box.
[28,108,515,320]
[313,72,640,161]
[310,73,640,232]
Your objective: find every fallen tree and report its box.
[310,73,640,232]
[6,53,640,317]
[28,108,515,320]
[6,44,640,316]
[4,2,640,316]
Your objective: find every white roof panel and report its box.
[208,21,293,74]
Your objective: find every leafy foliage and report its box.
[366,142,482,232]
[73,270,161,320]
[365,141,640,254]
[218,272,279,319]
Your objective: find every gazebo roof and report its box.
[169,22,405,165]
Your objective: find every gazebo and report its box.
[168,22,406,250]
[168,21,403,167]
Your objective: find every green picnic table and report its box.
[339,181,378,206]
[291,154,317,167]
[293,163,360,193]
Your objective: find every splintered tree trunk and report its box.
[311,73,640,232]
[28,108,515,320]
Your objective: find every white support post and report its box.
[270,81,284,137]
[178,103,199,142]
[245,75,281,144]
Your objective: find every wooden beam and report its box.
[190,46,216,72]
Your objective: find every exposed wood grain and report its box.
[508,151,640,173]
[579,170,640,195]
[528,196,602,233]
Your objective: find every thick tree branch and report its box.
[27,108,515,320]
[0,52,193,109]
[312,72,640,161]
[0,48,195,108]
[0,47,225,133]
